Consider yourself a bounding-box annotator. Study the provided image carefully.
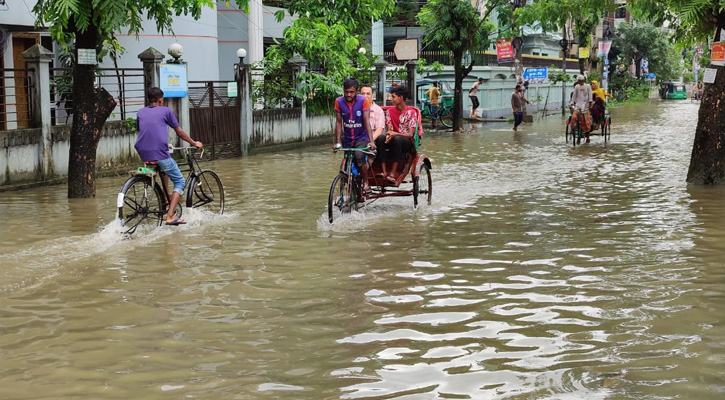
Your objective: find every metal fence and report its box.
[49,67,145,126]
[251,67,297,109]
[382,50,580,70]
[0,68,34,131]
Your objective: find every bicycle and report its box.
[117,147,225,234]
[328,146,374,223]
[424,101,453,128]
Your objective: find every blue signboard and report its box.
[160,63,188,98]
[523,67,548,81]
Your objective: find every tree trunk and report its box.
[686,64,725,184]
[453,56,464,131]
[67,26,116,198]
[634,56,642,79]
[452,50,473,132]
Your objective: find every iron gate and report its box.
[188,81,240,159]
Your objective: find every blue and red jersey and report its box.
[335,94,371,147]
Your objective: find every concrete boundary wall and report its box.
[396,65,580,119]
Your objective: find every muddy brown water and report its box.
[2,100,724,399]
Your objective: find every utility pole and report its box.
[560,27,569,116]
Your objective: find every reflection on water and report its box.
[2,101,725,399]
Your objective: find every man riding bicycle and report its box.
[134,87,203,226]
[570,75,594,143]
[334,78,376,194]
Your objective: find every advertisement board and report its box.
[496,39,514,63]
[160,63,188,98]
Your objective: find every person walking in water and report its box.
[468,77,484,119]
[511,84,524,132]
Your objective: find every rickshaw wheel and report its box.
[413,163,432,208]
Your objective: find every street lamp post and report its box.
[559,35,569,115]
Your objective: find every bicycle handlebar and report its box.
[170,146,204,159]
[335,146,376,155]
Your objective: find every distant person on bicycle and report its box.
[426,81,441,128]
[468,77,484,119]
[134,87,203,226]
[569,75,593,143]
[334,78,376,194]
[376,85,418,183]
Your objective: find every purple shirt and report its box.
[134,105,179,162]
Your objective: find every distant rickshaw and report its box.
[659,82,687,100]
[416,79,454,128]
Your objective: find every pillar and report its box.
[22,44,53,178]
[138,47,165,105]
[290,54,308,141]
[237,63,252,156]
[374,58,388,105]
[406,60,418,107]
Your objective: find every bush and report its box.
[608,74,651,104]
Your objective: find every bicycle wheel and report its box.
[438,106,453,128]
[565,118,571,143]
[118,176,164,234]
[328,173,348,223]
[413,163,432,208]
[187,170,225,214]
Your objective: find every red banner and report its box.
[711,42,725,66]
[496,39,514,63]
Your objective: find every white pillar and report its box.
[372,20,384,57]
[248,0,264,64]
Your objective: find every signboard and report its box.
[393,39,418,61]
[523,67,548,82]
[578,48,590,59]
[77,48,96,65]
[704,68,717,84]
[160,63,188,98]
[496,39,514,63]
[597,40,612,57]
[227,82,238,98]
[711,42,725,66]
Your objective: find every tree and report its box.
[515,0,617,74]
[630,0,725,184]
[264,0,393,114]
[418,0,503,131]
[32,0,250,198]
[612,23,666,78]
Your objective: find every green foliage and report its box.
[515,0,617,44]
[264,0,393,113]
[548,66,573,84]
[608,74,651,104]
[612,22,674,78]
[33,0,239,50]
[418,0,497,56]
[629,0,724,47]
[588,69,601,83]
[417,59,445,76]
[123,117,137,132]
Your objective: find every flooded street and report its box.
[3,100,725,399]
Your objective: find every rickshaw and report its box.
[659,82,687,100]
[565,107,611,146]
[416,79,454,128]
[327,106,432,223]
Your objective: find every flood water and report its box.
[2,100,725,399]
